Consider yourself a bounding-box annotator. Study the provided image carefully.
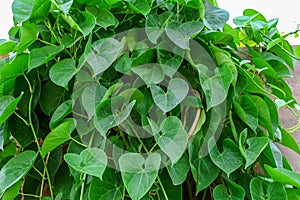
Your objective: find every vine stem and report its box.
[25,74,54,198]
[157,176,168,200]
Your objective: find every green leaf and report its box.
[39,81,65,116]
[167,153,190,185]
[157,47,183,78]
[18,23,38,53]
[119,153,161,200]
[0,151,36,198]
[50,58,77,88]
[280,127,300,154]
[77,11,96,37]
[1,181,22,200]
[189,136,220,193]
[86,38,122,76]
[213,181,245,200]
[132,64,164,85]
[204,1,229,30]
[86,6,118,29]
[154,116,188,164]
[295,46,300,59]
[146,12,172,44]
[114,53,131,74]
[158,169,183,200]
[150,78,189,113]
[264,165,300,188]
[0,41,16,54]
[28,45,65,71]
[82,83,107,120]
[55,0,74,15]
[202,31,234,45]
[30,0,51,23]
[0,93,23,126]
[61,14,82,33]
[12,0,35,23]
[166,21,204,49]
[41,118,76,157]
[250,178,287,200]
[0,54,28,85]
[89,167,123,200]
[233,95,258,132]
[64,148,107,179]
[209,138,243,177]
[49,100,73,130]
[239,129,268,168]
[125,0,151,17]
[94,97,136,136]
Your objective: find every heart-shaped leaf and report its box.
[239,129,269,168]
[41,118,76,157]
[86,6,118,29]
[204,2,229,30]
[55,0,73,15]
[119,153,161,200]
[233,95,258,132]
[250,178,287,200]
[146,12,172,44]
[28,45,65,71]
[0,93,23,126]
[12,0,35,23]
[167,153,190,185]
[86,38,122,76]
[49,58,77,88]
[150,78,189,113]
[89,167,124,200]
[77,11,96,37]
[64,148,107,179]
[209,138,243,177]
[0,151,37,198]
[18,22,38,53]
[153,116,188,164]
[49,100,73,129]
[166,21,204,49]
[213,180,245,200]
[94,97,136,136]
[132,64,164,85]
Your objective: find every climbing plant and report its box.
[0,0,300,199]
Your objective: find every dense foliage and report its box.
[0,0,300,199]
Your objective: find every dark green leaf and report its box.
[158,169,182,200]
[64,148,107,179]
[41,118,76,157]
[167,153,190,185]
[119,153,161,200]
[1,181,22,200]
[125,0,151,16]
[77,11,96,37]
[132,64,164,85]
[0,93,23,126]
[49,58,77,88]
[18,23,38,53]
[0,151,36,198]
[49,100,73,130]
[12,0,35,23]
[86,6,118,29]
[213,180,245,200]
[250,178,287,200]
[204,2,229,30]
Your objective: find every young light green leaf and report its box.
[49,58,77,88]
[41,118,76,157]
[119,153,161,200]
[264,165,300,188]
[125,0,151,17]
[64,148,107,179]
[146,12,172,44]
[167,153,190,185]
[86,38,122,76]
[0,41,16,54]
[166,21,204,49]
[0,151,37,198]
[250,178,287,200]
[239,130,269,168]
[89,167,123,200]
[1,180,22,200]
[233,95,258,132]
[94,97,136,136]
[28,45,65,71]
[204,1,229,30]
[55,0,73,15]
[209,138,243,177]
[154,116,188,164]
[0,93,23,126]
[132,64,164,85]
[150,78,189,113]
[86,6,119,29]
[213,181,245,200]
[49,100,73,130]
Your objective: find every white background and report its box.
[0,0,299,44]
